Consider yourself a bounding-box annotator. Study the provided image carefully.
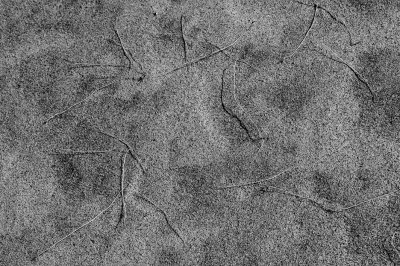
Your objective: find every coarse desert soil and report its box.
[2,0,400,265]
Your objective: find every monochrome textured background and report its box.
[1,0,400,265]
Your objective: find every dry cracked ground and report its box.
[2,0,400,265]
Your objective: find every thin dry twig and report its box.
[231,61,266,143]
[95,129,147,175]
[32,195,119,262]
[153,37,242,78]
[114,27,133,70]
[336,190,395,212]
[132,193,185,244]
[60,58,127,69]
[117,152,128,227]
[154,21,256,78]
[114,27,146,80]
[42,80,117,125]
[309,42,375,102]
[68,64,127,69]
[200,30,263,72]
[283,3,318,60]
[294,1,361,46]
[180,15,188,64]
[215,166,294,190]
[221,67,258,142]
[263,184,336,213]
[47,149,125,155]
[271,186,395,213]
[217,172,397,214]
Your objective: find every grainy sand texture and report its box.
[2,0,400,265]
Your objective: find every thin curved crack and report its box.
[294,1,361,46]
[283,3,318,61]
[309,42,376,102]
[132,193,185,244]
[220,68,266,143]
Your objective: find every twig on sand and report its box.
[116,152,128,228]
[215,166,294,190]
[220,67,266,150]
[47,149,125,155]
[309,42,375,102]
[294,1,361,46]
[153,21,256,78]
[180,15,188,64]
[132,192,185,244]
[95,128,147,176]
[42,80,117,125]
[31,195,119,262]
[283,3,318,61]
